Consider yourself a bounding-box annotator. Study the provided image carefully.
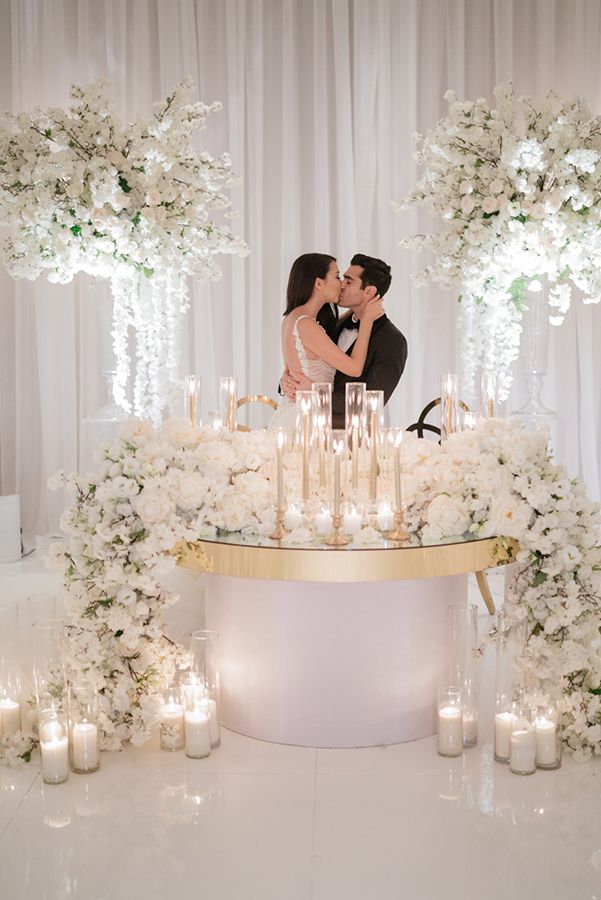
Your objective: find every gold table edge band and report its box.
[176,538,512,583]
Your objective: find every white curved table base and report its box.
[204,573,466,748]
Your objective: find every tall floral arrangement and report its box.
[0,79,248,424]
[401,84,601,400]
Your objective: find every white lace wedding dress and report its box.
[269,314,335,428]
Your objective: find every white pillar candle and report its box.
[535,717,557,766]
[185,709,211,758]
[342,508,362,535]
[494,712,516,760]
[376,503,394,531]
[314,510,333,536]
[208,698,220,747]
[71,721,99,772]
[40,722,69,784]
[284,505,302,530]
[0,698,21,736]
[437,706,463,756]
[509,728,536,774]
[462,714,478,746]
[160,701,185,751]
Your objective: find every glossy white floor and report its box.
[1,557,600,900]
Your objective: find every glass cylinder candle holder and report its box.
[219,376,237,431]
[33,619,66,709]
[448,603,479,747]
[342,503,362,535]
[440,373,459,440]
[345,382,366,436]
[207,410,223,431]
[365,390,384,504]
[0,658,22,737]
[182,679,211,760]
[39,708,69,785]
[183,375,202,427]
[190,630,221,750]
[509,705,537,775]
[68,689,100,774]
[296,391,313,502]
[480,370,498,418]
[160,683,185,752]
[535,703,562,770]
[437,686,463,757]
[312,383,332,491]
[494,610,527,762]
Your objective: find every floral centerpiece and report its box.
[401,84,601,400]
[2,417,600,764]
[0,79,248,424]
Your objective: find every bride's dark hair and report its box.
[284,253,336,315]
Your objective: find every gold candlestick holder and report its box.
[269,507,287,542]
[387,509,410,543]
[324,512,350,546]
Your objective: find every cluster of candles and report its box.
[437,689,561,774]
[37,697,100,785]
[437,610,562,775]
[159,674,220,759]
[159,630,221,760]
[270,382,409,545]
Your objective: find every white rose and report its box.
[119,419,154,444]
[176,472,210,511]
[460,195,475,215]
[161,417,199,448]
[425,494,471,538]
[134,489,175,525]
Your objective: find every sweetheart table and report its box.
[178,534,505,748]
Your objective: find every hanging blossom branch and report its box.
[0,79,248,423]
[398,84,601,401]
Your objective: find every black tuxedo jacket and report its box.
[330,314,408,429]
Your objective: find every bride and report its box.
[269,252,383,427]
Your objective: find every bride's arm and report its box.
[298,298,383,377]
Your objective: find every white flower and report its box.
[176,472,210,511]
[134,488,175,525]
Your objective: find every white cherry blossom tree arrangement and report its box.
[0,79,248,425]
[401,84,601,401]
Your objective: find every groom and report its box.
[284,254,408,428]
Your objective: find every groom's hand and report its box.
[280,368,312,401]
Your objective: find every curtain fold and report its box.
[2,0,601,532]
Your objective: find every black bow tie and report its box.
[341,317,360,330]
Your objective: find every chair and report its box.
[236,394,278,432]
[406,397,470,440]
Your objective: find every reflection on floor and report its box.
[1,560,600,900]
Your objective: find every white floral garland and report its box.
[400,84,601,401]
[0,79,248,423]
[2,416,600,765]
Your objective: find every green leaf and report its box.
[71,225,81,236]
[119,176,132,194]
[532,571,547,586]
[132,211,141,226]
[143,267,154,278]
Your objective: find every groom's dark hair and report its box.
[351,254,392,298]
[284,253,336,315]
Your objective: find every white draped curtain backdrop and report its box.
[1,0,601,534]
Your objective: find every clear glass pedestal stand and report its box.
[510,290,556,425]
[79,370,128,473]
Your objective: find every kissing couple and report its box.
[270,252,408,429]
